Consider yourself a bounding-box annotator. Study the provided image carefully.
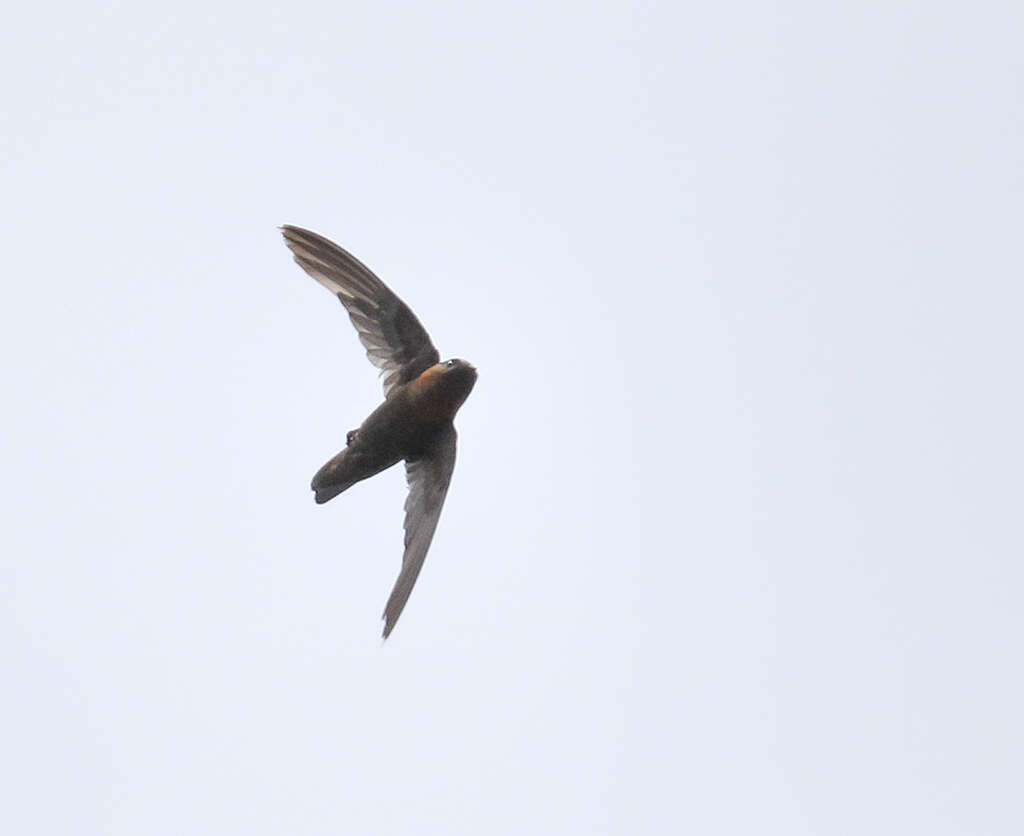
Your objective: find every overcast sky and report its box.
[3,2,1022,833]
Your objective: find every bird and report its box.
[281,225,477,638]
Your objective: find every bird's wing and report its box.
[282,225,440,397]
[383,425,458,638]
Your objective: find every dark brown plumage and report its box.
[282,225,477,638]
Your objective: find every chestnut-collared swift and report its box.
[282,225,477,638]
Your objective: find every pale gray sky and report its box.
[3,2,1022,833]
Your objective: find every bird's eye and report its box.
[445,359,457,367]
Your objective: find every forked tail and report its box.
[311,448,359,504]
[310,445,401,504]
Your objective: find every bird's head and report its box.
[437,358,477,409]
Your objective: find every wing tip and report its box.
[381,594,408,640]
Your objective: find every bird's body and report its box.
[310,361,477,505]
[281,225,476,637]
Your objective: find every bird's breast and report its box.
[405,365,474,424]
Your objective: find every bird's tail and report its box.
[310,445,400,504]
[311,448,359,504]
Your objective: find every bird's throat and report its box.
[407,365,475,423]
